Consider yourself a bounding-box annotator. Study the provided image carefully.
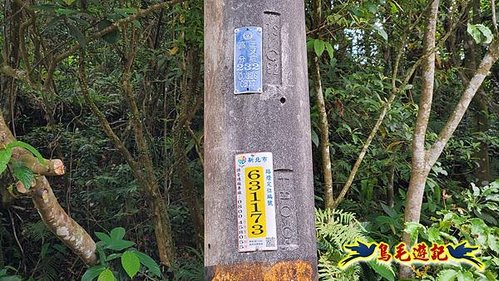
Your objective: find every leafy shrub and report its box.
[82,227,162,281]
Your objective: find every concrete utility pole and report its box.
[204,0,317,280]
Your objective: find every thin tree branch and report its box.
[332,0,469,208]
[0,114,97,265]
[426,39,499,166]
[77,53,140,175]
[492,0,498,33]
[54,0,183,64]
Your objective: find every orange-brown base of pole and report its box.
[207,259,315,281]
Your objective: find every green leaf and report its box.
[368,260,394,281]
[67,22,86,47]
[106,239,135,251]
[82,266,106,281]
[477,211,497,225]
[95,232,111,244]
[488,233,498,253]
[437,269,458,281]
[97,20,119,44]
[389,2,399,14]
[97,269,116,281]
[110,227,126,240]
[373,25,388,41]
[325,42,334,59]
[12,163,34,189]
[121,251,141,278]
[96,245,108,267]
[0,276,23,281]
[404,222,424,244]
[63,0,76,5]
[427,226,442,243]
[133,251,161,277]
[311,129,319,147]
[306,38,315,50]
[113,7,138,15]
[467,23,481,43]
[475,24,493,44]
[314,39,325,57]
[6,141,45,165]
[0,147,13,175]
[105,253,121,261]
[380,202,397,217]
[467,23,493,44]
[32,4,58,12]
[55,8,77,16]
[456,271,474,281]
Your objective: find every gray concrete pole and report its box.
[204,0,317,280]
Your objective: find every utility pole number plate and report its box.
[235,152,277,252]
[234,27,263,94]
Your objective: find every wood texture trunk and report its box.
[173,46,204,245]
[313,56,334,209]
[472,91,491,185]
[400,0,439,277]
[311,0,334,209]
[401,2,499,278]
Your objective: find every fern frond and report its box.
[316,208,395,281]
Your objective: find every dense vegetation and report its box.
[0,0,498,280]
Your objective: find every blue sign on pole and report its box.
[234,27,263,94]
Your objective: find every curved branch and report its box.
[54,0,183,64]
[0,114,97,265]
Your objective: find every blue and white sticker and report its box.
[234,27,263,94]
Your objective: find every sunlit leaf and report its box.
[467,23,493,44]
[438,269,458,281]
[97,269,115,281]
[110,227,126,240]
[325,42,334,59]
[373,25,388,41]
[121,251,140,278]
[314,39,325,57]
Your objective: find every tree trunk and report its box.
[311,0,334,209]
[312,56,334,209]
[173,46,204,246]
[147,180,176,267]
[400,0,439,277]
[400,2,499,278]
[1,0,21,126]
[472,90,491,185]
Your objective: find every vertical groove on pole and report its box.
[204,0,317,279]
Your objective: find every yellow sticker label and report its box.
[245,166,266,238]
[235,152,277,252]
